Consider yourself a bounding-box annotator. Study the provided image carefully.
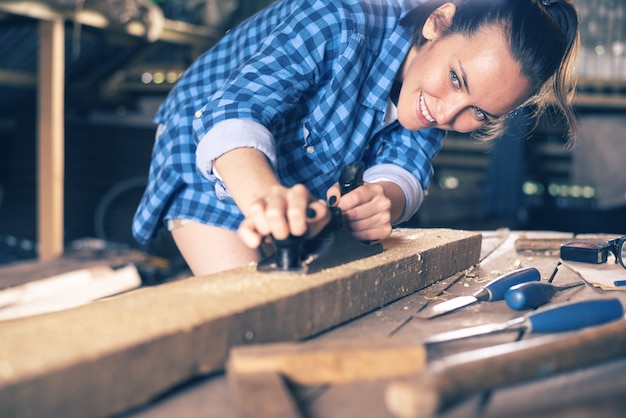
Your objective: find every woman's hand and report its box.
[238,184,331,249]
[326,181,403,242]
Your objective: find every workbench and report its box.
[117,229,626,418]
[1,229,625,418]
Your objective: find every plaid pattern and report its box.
[132,0,444,244]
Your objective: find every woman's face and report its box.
[397,25,531,133]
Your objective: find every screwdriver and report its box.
[423,298,624,345]
[416,267,541,319]
[505,281,585,310]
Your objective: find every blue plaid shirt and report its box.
[133,0,444,244]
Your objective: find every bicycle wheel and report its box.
[94,176,148,246]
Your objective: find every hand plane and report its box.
[257,163,384,274]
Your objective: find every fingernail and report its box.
[328,196,337,206]
[306,207,316,218]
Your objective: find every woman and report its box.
[133,0,579,276]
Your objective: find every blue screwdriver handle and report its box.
[506,282,559,310]
[475,267,541,301]
[528,298,624,333]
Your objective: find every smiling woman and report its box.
[131,0,580,276]
[400,0,579,140]
[397,21,531,133]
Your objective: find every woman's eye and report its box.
[472,106,487,121]
[449,70,461,89]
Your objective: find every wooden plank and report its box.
[37,18,65,260]
[0,254,144,289]
[0,228,480,418]
[228,338,427,386]
[0,265,142,321]
[226,339,426,418]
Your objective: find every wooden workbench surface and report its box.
[125,229,626,418]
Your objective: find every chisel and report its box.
[505,281,584,310]
[423,298,624,345]
[386,313,626,418]
[416,267,540,319]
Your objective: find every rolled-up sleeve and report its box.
[195,119,277,181]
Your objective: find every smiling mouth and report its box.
[419,92,436,124]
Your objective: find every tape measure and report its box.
[560,241,610,264]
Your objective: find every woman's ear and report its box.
[423,3,457,41]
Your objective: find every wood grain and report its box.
[228,338,427,386]
[0,228,480,418]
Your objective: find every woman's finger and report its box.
[285,184,312,237]
[238,218,264,248]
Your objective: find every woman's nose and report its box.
[434,98,463,127]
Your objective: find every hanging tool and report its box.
[257,163,383,274]
[505,281,584,310]
[422,298,623,345]
[415,267,541,319]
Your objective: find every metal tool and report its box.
[505,281,584,310]
[386,313,626,418]
[416,267,541,319]
[423,298,624,345]
[257,163,383,274]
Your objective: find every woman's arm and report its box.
[214,147,330,248]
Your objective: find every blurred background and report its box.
[0,0,624,267]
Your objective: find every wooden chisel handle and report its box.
[385,319,626,418]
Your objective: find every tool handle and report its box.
[505,282,558,310]
[339,162,365,195]
[475,267,540,301]
[528,298,624,333]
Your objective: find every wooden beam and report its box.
[227,338,427,418]
[228,338,427,386]
[37,18,65,260]
[0,265,142,321]
[0,228,481,418]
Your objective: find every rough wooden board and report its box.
[227,338,427,386]
[0,265,142,321]
[0,228,481,418]
[0,247,151,289]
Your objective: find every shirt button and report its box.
[306,146,315,154]
[194,110,203,118]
